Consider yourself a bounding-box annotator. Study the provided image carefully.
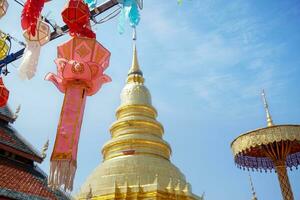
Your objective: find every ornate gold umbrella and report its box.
[231,91,300,200]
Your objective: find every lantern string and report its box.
[7,35,26,47]
[13,0,24,7]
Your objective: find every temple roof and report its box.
[0,104,71,200]
[0,157,70,200]
[0,119,43,163]
[0,106,16,123]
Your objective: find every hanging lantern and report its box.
[84,0,97,8]
[21,0,50,36]
[61,0,95,38]
[118,0,141,34]
[46,36,111,191]
[19,19,50,80]
[0,0,8,19]
[23,19,50,46]
[0,31,9,60]
[0,77,9,107]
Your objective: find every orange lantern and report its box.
[0,77,9,107]
[0,0,8,19]
[23,19,50,45]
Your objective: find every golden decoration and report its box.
[231,91,300,200]
[76,32,201,200]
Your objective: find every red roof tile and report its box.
[0,159,57,200]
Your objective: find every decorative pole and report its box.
[249,174,258,200]
[231,90,300,200]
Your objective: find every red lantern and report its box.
[0,0,8,19]
[61,0,95,38]
[0,77,9,107]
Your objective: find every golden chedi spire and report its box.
[76,30,200,200]
[261,89,274,127]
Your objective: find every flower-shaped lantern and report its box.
[46,36,111,191]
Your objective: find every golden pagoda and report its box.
[76,33,201,200]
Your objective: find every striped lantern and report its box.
[0,0,8,19]
[0,31,9,60]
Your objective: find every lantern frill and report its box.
[118,0,141,34]
[46,36,111,191]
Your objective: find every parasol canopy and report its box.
[231,125,300,171]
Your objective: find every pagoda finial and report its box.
[86,184,93,199]
[261,89,274,127]
[249,174,258,200]
[200,192,205,200]
[128,27,143,77]
[41,138,49,159]
[13,104,21,120]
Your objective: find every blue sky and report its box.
[1,0,300,199]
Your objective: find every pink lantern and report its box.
[46,36,111,191]
[0,0,8,19]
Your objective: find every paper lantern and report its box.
[23,19,50,45]
[0,77,9,107]
[0,31,9,60]
[21,0,52,36]
[61,0,95,38]
[118,0,141,34]
[0,0,8,19]
[46,36,111,191]
[19,19,50,80]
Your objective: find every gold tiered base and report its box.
[89,191,199,200]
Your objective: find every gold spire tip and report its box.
[128,28,143,76]
[261,89,274,127]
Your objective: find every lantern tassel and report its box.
[49,160,76,191]
[18,41,41,80]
